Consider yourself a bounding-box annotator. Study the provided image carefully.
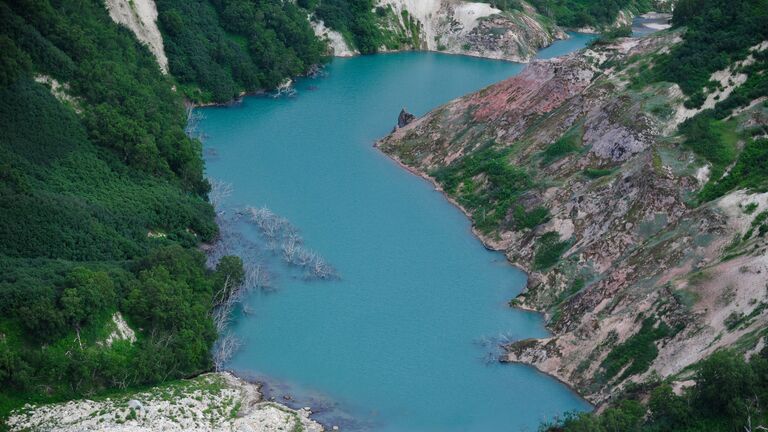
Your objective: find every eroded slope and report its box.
[378,31,768,403]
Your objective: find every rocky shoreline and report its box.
[377,27,768,406]
[6,372,324,432]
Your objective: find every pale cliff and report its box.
[105,0,168,73]
[373,0,565,62]
[306,0,566,62]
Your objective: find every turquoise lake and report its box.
[199,32,595,431]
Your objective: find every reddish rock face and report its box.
[469,58,595,123]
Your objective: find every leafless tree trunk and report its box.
[213,332,242,372]
[208,179,233,209]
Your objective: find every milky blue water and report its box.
[198,34,594,432]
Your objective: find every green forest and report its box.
[157,0,327,102]
[153,0,666,104]
[546,350,768,432]
[484,0,656,28]
[660,0,768,200]
[0,0,243,416]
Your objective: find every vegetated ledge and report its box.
[6,372,323,432]
[377,27,768,407]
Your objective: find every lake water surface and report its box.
[199,33,594,431]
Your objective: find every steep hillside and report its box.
[379,0,768,415]
[107,0,565,101]
[0,0,247,418]
[153,0,326,103]
[374,0,564,62]
[104,0,659,103]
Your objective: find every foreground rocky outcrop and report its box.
[378,31,768,404]
[6,373,323,432]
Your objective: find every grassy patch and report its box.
[512,205,550,230]
[700,137,768,202]
[541,126,584,165]
[680,114,739,181]
[600,317,671,381]
[432,144,533,232]
[673,289,700,309]
[583,168,614,179]
[743,202,759,214]
[743,210,768,240]
[533,232,570,271]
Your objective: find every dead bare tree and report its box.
[244,263,271,290]
[309,254,338,280]
[281,236,299,263]
[212,332,242,372]
[185,109,207,142]
[744,396,768,432]
[208,179,233,209]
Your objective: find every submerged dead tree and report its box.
[206,182,339,370]
[242,206,339,280]
[212,332,242,372]
[185,109,208,142]
[206,181,275,371]
[208,179,233,210]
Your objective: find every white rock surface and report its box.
[380,0,501,51]
[102,312,137,347]
[332,0,563,62]
[311,19,358,57]
[105,0,168,73]
[34,75,82,113]
[7,373,323,432]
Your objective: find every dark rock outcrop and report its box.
[397,108,416,129]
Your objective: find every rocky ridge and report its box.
[372,0,565,62]
[378,31,768,404]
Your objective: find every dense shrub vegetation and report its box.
[623,0,768,201]
[546,349,768,432]
[541,126,584,164]
[654,0,768,107]
[157,0,327,102]
[310,0,386,54]
[532,232,570,271]
[432,145,535,232]
[0,0,241,416]
[654,0,768,201]
[599,318,671,381]
[526,0,653,28]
